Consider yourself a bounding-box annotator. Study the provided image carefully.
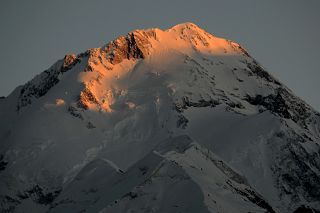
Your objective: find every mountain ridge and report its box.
[0,22,319,213]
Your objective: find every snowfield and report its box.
[0,22,319,213]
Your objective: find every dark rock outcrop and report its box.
[17,55,80,111]
[103,30,151,64]
[246,88,311,128]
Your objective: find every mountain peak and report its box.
[1,23,320,212]
[166,22,213,39]
[168,22,203,32]
[98,22,246,68]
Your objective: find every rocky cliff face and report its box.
[0,22,319,213]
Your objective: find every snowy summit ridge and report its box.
[0,23,320,213]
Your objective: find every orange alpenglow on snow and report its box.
[77,22,249,112]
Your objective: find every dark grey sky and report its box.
[0,0,319,110]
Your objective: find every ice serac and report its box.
[0,22,320,213]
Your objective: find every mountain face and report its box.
[0,22,320,213]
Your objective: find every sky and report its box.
[0,0,319,110]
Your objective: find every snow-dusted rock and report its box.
[0,22,319,213]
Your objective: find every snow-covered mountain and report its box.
[0,22,319,213]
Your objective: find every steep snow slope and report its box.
[0,23,319,213]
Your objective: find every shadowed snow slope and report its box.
[0,22,320,213]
